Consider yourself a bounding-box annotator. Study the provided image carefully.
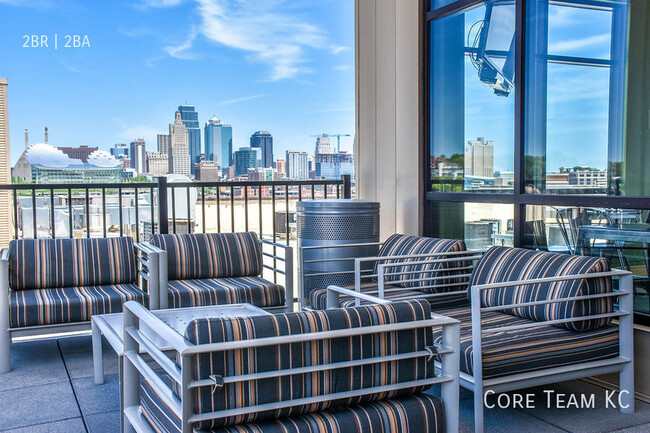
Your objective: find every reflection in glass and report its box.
[523,205,650,316]
[524,0,629,195]
[430,3,514,193]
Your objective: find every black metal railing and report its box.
[0,175,352,243]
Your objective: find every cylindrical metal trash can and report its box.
[297,199,380,307]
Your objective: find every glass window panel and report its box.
[429,3,514,193]
[426,201,514,250]
[547,5,612,60]
[524,205,650,317]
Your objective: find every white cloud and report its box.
[164,28,198,59]
[220,94,271,105]
[334,65,351,72]
[137,0,183,9]
[549,33,610,53]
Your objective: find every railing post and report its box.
[342,175,352,199]
[157,177,169,234]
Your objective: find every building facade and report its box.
[57,145,98,163]
[464,137,494,178]
[195,161,220,182]
[146,151,169,176]
[157,133,170,155]
[250,131,273,168]
[315,151,354,180]
[204,117,232,173]
[178,105,201,174]
[110,143,129,158]
[0,79,11,247]
[275,158,286,178]
[286,151,309,180]
[169,111,191,176]
[315,134,333,155]
[130,138,146,174]
[234,147,258,177]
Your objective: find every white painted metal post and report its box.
[0,253,10,373]
[284,246,294,312]
[618,272,635,413]
[440,319,460,433]
[471,285,485,433]
[122,303,140,433]
[92,320,104,384]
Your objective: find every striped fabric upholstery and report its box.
[9,237,137,291]
[472,246,613,331]
[432,306,619,379]
[10,283,147,327]
[179,299,434,430]
[141,378,445,433]
[167,277,285,309]
[309,281,468,311]
[376,234,469,294]
[150,232,262,280]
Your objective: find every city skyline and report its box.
[0,0,355,166]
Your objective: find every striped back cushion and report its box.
[376,234,468,293]
[150,232,262,280]
[182,299,434,430]
[9,237,137,291]
[472,246,612,331]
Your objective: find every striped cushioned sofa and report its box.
[308,234,478,310]
[149,232,293,313]
[430,246,635,433]
[0,236,159,373]
[121,299,461,433]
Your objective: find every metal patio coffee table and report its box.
[91,303,271,384]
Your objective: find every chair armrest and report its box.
[260,239,294,312]
[134,242,165,310]
[325,285,390,308]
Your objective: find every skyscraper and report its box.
[178,105,201,174]
[204,117,233,174]
[286,151,309,180]
[0,79,11,247]
[169,111,191,176]
[130,138,146,174]
[234,147,258,177]
[275,158,286,178]
[464,137,494,177]
[157,133,170,155]
[146,151,169,176]
[250,131,273,168]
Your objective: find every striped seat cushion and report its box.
[376,234,469,294]
[471,246,613,331]
[9,283,147,327]
[179,299,434,430]
[150,232,262,280]
[141,377,445,433]
[432,307,619,380]
[9,237,137,291]
[309,281,468,311]
[167,277,285,309]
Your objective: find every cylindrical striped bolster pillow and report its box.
[178,299,435,430]
[375,234,469,293]
[9,237,137,290]
[470,246,613,331]
[150,232,262,280]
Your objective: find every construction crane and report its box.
[310,133,352,153]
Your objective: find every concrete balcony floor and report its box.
[2,336,650,433]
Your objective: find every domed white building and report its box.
[12,143,124,184]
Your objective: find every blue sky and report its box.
[0,0,355,165]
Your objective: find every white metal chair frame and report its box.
[0,242,161,373]
[121,294,461,433]
[299,240,482,308]
[143,238,294,313]
[464,269,635,433]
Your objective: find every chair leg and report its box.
[92,321,104,384]
[474,388,485,433]
[620,362,635,414]
[0,326,10,374]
